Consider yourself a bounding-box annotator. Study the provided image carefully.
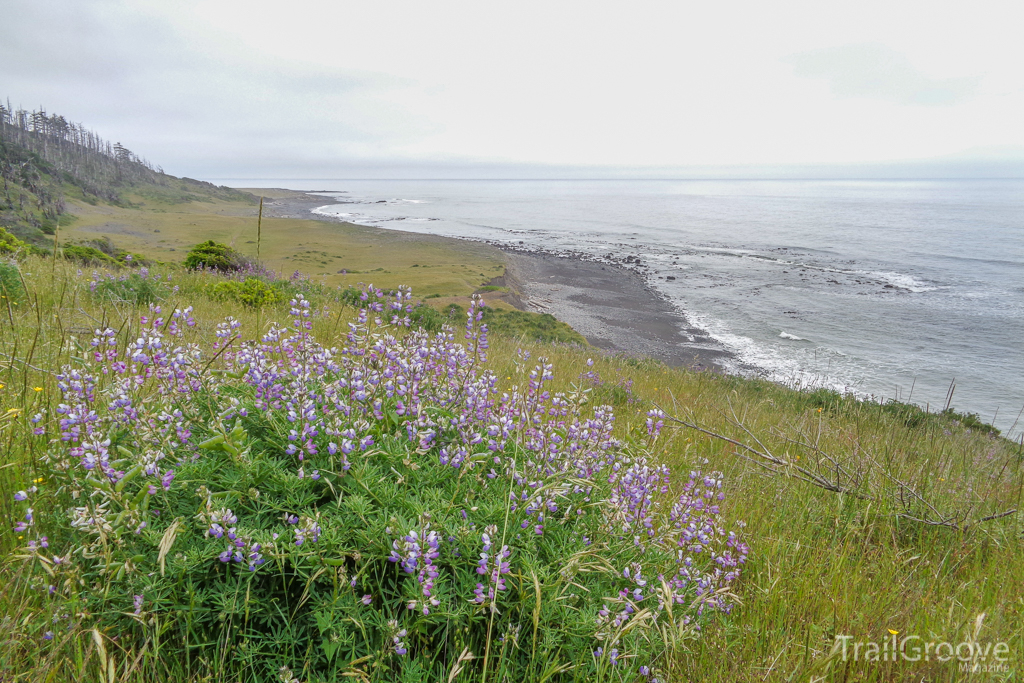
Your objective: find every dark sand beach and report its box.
[500,253,731,371]
[256,190,734,372]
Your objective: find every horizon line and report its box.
[205,176,1024,182]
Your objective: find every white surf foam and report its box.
[867,271,937,293]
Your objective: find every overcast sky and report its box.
[3,0,1023,179]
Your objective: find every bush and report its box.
[207,277,284,308]
[10,289,748,682]
[91,272,166,305]
[0,260,24,303]
[408,303,587,346]
[408,302,466,331]
[184,240,254,272]
[61,244,119,266]
[482,308,586,345]
[939,408,1000,436]
[0,226,31,257]
[62,238,150,267]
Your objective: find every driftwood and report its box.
[658,404,1017,533]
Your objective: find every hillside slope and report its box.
[0,101,256,245]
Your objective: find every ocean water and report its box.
[223,178,1024,435]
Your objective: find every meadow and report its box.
[0,193,1021,682]
[57,187,506,297]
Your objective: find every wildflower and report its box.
[278,666,300,683]
[390,525,441,614]
[888,628,899,635]
[361,594,372,605]
[388,620,409,655]
[474,532,511,610]
[294,517,322,546]
[43,631,54,641]
[14,490,27,501]
[33,387,43,392]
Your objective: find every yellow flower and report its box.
[817,408,823,413]
[33,387,43,392]
[33,477,45,484]
[0,383,4,389]
[888,629,899,635]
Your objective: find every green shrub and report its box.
[0,260,25,303]
[92,273,165,305]
[408,302,466,331]
[939,408,1000,435]
[0,226,31,256]
[406,303,587,345]
[184,240,253,272]
[62,238,150,267]
[482,308,586,345]
[207,277,284,308]
[62,244,119,266]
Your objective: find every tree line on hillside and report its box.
[1,99,256,245]
[0,100,164,204]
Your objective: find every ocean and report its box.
[220,178,1024,436]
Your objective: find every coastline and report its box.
[257,189,735,372]
[500,251,732,372]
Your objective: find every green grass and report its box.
[407,302,586,346]
[0,248,1021,681]
[57,189,504,296]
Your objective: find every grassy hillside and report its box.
[0,247,1020,681]
[0,107,257,245]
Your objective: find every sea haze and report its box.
[222,178,1024,435]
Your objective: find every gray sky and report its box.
[4,0,1023,179]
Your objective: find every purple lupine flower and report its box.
[388,620,409,655]
[294,517,321,546]
[389,524,442,614]
[473,529,511,611]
